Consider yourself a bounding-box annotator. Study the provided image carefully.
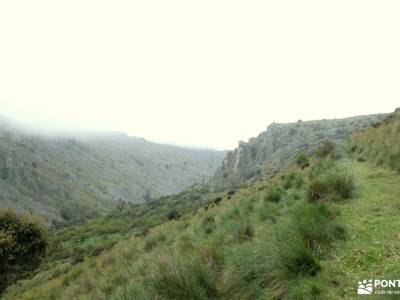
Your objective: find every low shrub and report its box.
[213,197,223,205]
[0,210,47,294]
[316,140,336,158]
[167,210,181,220]
[296,152,310,169]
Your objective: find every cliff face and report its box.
[212,114,387,188]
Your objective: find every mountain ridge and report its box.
[211,113,388,189]
[0,117,224,226]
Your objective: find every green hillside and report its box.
[0,117,224,226]
[2,111,399,299]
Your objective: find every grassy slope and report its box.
[4,158,399,300]
[321,162,400,299]
[3,113,399,299]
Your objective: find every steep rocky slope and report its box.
[0,118,224,225]
[212,114,387,188]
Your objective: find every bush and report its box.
[316,140,336,158]
[213,197,223,205]
[227,190,236,196]
[264,186,283,203]
[167,210,181,220]
[0,210,47,293]
[296,152,310,169]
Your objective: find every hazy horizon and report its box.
[0,108,393,151]
[1,1,399,150]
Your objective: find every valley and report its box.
[1,110,399,299]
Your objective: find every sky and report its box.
[0,1,399,150]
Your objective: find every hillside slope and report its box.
[3,112,399,299]
[212,114,387,189]
[0,118,224,225]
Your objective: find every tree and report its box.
[0,210,47,294]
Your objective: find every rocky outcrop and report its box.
[211,114,388,189]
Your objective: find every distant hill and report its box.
[211,113,388,189]
[0,117,224,225]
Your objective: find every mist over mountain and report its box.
[0,116,224,225]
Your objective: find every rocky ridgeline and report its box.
[212,113,388,189]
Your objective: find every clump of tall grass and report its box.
[290,202,346,254]
[287,278,326,300]
[307,168,355,201]
[221,242,271,300]
[264,229,321,298]
[143,232,167,252]
[282,172,303,190]
[235,219,254,242]
[148,251,219,300]
[258,201,280,223]
[264,185,283,203]
[324,169,355,199]
[222,201,346,299]
[201,215,216,235]
[307,179,329,201]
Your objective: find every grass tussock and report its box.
[264,185,283,203]
[307,168,355,201]
[148,251,219,300]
